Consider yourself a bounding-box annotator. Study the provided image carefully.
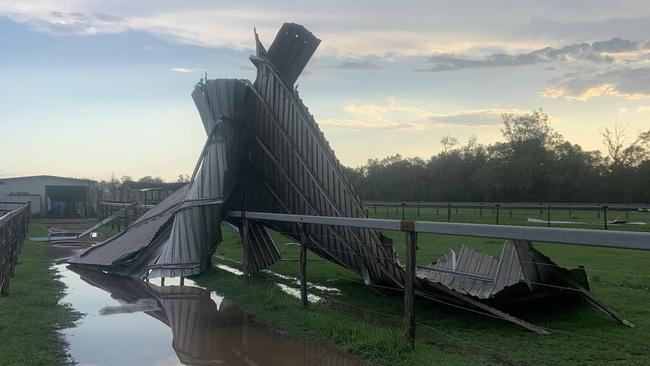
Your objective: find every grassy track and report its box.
[0,224,81,366]
[195,208,650,365]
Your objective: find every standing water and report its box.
[51,243,365,366]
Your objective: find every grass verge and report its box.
[0,224,81,366]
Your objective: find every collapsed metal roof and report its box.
[70,23,631,332]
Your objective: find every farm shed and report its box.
[0,175,94,216]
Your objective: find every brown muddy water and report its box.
[51,244,365,366]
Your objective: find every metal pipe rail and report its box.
[227,210,650,251]
[98,201,157,209]
[363,200,650,211]
[0,202,30,296]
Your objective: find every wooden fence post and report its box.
[404,228,417,344]
[300,228,308,308]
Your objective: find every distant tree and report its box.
[440,135,459,153]
[343,110,649,203]
[501,109,562,148]
[120,175,133,184]
[602,123,650,168]
[138,176,165,184]
[176,174,190,183]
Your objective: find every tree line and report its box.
[343,110,650,203]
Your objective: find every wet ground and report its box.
[50,243,365,366]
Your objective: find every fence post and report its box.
[479,204,483,218]
[495,204,500,225]
[402,223,417,345]
[603,206,608,230]
[300,228,308,308]
[547,205,551,227]
[401,203,406,220]
[447,203,451,222]
[242,215,251,279]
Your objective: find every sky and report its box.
[1,0,649,181]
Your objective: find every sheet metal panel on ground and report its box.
[70,23,630,332]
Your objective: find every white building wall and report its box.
[0,175,92,215]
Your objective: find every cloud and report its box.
[521,16,650,44]
[541,67,650,101]
[334,60,383,70]
[171,67,195,73]
[426,109,526,127]
[418,38,646,72]
[321,97,532,131]
[0,3,563,57]
[319,119,421,131]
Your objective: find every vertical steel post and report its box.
[404,229,417,344]
[447,203,451,222]
[401,203,406,220]
[300,228,308,308]
[495,204,500,225]
[547,205,551,227]
[603,206,608,230]
[242,215,251,279]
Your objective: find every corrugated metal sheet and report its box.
[69,185,189,276]
[265,23,320,86]
[417,242,525,299]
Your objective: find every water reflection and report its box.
[66,265,364,366]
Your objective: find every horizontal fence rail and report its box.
[363,200,650,211]
[0,202,30,296]
[227,210,650,251]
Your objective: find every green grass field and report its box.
[0,224,81,366]
[195,207,650,365]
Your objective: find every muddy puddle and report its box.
[52,247,365,366]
